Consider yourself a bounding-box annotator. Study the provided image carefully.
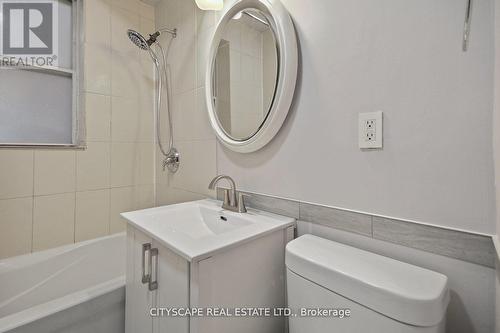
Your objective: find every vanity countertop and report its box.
[121,199,296,262]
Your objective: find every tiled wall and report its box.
[154,0,217,205]
[0,0,157,259]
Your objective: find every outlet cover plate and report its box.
[359,111,383,149]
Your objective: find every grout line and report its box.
[171,186,209,198]
[370,215,374,238]
[0,194,36,201]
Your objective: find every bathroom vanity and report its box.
[122,199,295,333]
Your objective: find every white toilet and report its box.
[286,235,450,333]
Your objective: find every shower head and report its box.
[127,29,156,50]
[127,28,177,51]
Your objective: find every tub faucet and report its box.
[208,175,247,213]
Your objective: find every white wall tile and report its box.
[192,140,217,195]
[157,98,173,145]
[196,25,214,88]
[139,2,155,20]
[33,193,75,251]
[135,143,155,185]
[139,98,155,143]
[112,96,141,142]
[170,1,196,94]
[140,16,155,36]
[110,186,134,233]
[111,51,142,98]
[0,198,33,259]
[134,184,155,209]
[156,186,207,207]
[84,0,111,47]
[84,43,112,95]
[75,190,110,242]
[194,88,215,140]
[0,150,33,200]
[111,0,140,15]
[156,144,171,186]
[111,6,140,54]
[155,185,173,206]
[167,139,215,196]
[76,142,111,191]
[172,90,196,142]
[110,143,137,187]
[111,95,153,144]
[34,150,76,196]
[165,0,180,27]
[170,140,196,192]
[85,93,111,142]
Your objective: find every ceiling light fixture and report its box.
[195,0,223,11]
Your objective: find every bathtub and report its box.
[0,233,126,333]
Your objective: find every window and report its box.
[0,0,82,147]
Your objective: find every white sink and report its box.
[121,199,296,262]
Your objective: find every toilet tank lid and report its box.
[285,235,450,327]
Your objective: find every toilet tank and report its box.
[285,235,450,333]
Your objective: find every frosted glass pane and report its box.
[57,0,73,69]
[0,70,73,144]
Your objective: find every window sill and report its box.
[0,144,87,150]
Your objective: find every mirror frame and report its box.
[205,0,298,153]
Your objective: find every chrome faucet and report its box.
[208,175,247,213]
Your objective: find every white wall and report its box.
[217,0,496,234]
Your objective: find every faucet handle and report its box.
[221,189,231,208]
[237,193,250,213]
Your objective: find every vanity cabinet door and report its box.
[153,240,190,333]
[126,225,155,333]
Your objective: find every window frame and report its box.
[0,0,85,149]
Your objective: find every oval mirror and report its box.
[206,0,298,153]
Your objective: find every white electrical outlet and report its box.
[359,111,383,149]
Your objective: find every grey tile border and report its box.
[216,187,495,268]
[372,217,495,268]
[299,202,372,237]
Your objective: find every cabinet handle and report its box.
[149,248,159,291]
[141,243,151,284]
